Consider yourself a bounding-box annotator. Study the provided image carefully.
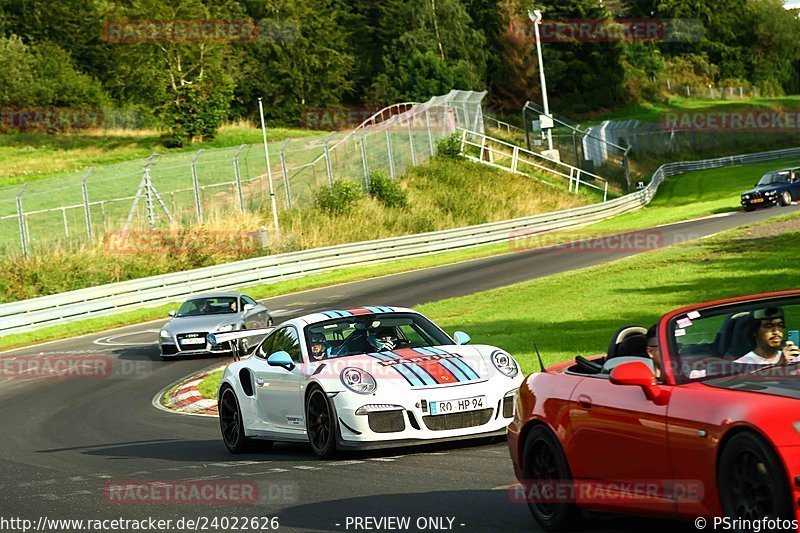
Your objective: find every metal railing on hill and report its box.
[3,145,800,337]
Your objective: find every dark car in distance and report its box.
[741,168,800,211]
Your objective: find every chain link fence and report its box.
[0,90,486,257]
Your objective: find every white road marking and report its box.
[93,330,159,346]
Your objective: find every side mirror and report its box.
[609,361,668,404]
[454,331,471,345]
[243,304,255,313]
[168,310,175,317]
[267,350,295,371]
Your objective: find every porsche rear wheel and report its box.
[718,432,792,521]
[521,425,579,531]
[306,386,337,459]
[781,191,793,207]
[219,385,251,453]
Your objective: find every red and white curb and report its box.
[152,363,228,417]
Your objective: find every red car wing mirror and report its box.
[609,360,668,404]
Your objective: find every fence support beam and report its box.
[191,150,204,223]
[360,132,370,191]
[408,114,417,166]
[385,127,396,180]
[280,139,292,208]
[425,109,435,155]
[16,182,29,258]
[324,132,335,186]
[81,167,95,241]
[233,145,245,212]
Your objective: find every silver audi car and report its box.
[158,292,273,359]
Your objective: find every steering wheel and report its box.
[575,355,603,374]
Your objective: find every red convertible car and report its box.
[508,289,800,530]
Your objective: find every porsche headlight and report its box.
[492,350,519,378]
[159,329,171,339]
[215,324,236,332]
[340,367,377,394]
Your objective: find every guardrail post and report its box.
[512,146,519,173]
[407,113,417,166]
[385,126,396,180]
[479,132,487,162]
[191,150,204,223]
[81,167,95,241]
[280,139,292,207]
[568,168,574,192]
[460,128,467,154]
[233,145,245,212]
[16,182,29,258]
[359,132,370,191]
[575,169,581,193]
[603,182,608,203]
[324,132,335,186]
[623,147,632,193]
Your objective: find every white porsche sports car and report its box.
[208,306,524,458]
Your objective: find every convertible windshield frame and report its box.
[665,294,800,384]
[304,312,454,360]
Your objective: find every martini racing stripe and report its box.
[368,352,430,386]
[379,351,438,386]
[345,308,374,316]
[390,348,459,385]
[413,347,481,381]
[364,306,393,313]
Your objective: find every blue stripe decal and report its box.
[405,363,437,385]
[333,310,351,317]
[449,357,481,380]
[369,352,393,361]
[426,346,448,355]
[439,358,469,382]
[321,311,338,319]
[378,306,393,313]
[363,306,382,314]
[393,364,425,386]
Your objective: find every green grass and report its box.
[198,370,224,400]
[582,95,800,124]
[194,212,800,398]
[0,124,323,188]
[417,212,800,374]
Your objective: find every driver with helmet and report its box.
[310,332,330,361]
[369,326,399,352]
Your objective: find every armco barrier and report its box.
[2,146,800,336]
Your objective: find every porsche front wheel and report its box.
[521,425,579,531]
[219,386,251,453]
[306,386,337,459]
[718,432,792,521]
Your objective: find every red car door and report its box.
[566,375,675,516]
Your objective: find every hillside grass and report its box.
[0,157,590,303]
[0,123,323,188]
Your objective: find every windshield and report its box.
[305,313,453,360]
[756,171,791,186]
[176,296,238,317]
[668,295,800,383]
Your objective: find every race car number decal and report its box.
[429,395,486,415]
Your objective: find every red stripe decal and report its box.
[391,348,459,384]
[346,308,373,316]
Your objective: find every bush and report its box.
[368,170,407,208]
[314,179,363,215]
[436,133,463,159]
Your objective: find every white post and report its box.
[258,97,280,236]
[530,9,553,152]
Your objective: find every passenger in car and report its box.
[734,308,800,365]
[645,325,663,378]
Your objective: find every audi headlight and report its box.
[215,324,236,332]
[492,350,519,378]
[340,367,377,394]
[159,329,171,339]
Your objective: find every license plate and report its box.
[429,395,486,415]
[180,337,206,345]
[751,198,764,203]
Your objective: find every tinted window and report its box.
[176,297,237,317]
[269,327,302,363]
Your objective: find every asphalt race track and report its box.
[1,207,796,533]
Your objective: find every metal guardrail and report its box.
[3,145,800,337]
